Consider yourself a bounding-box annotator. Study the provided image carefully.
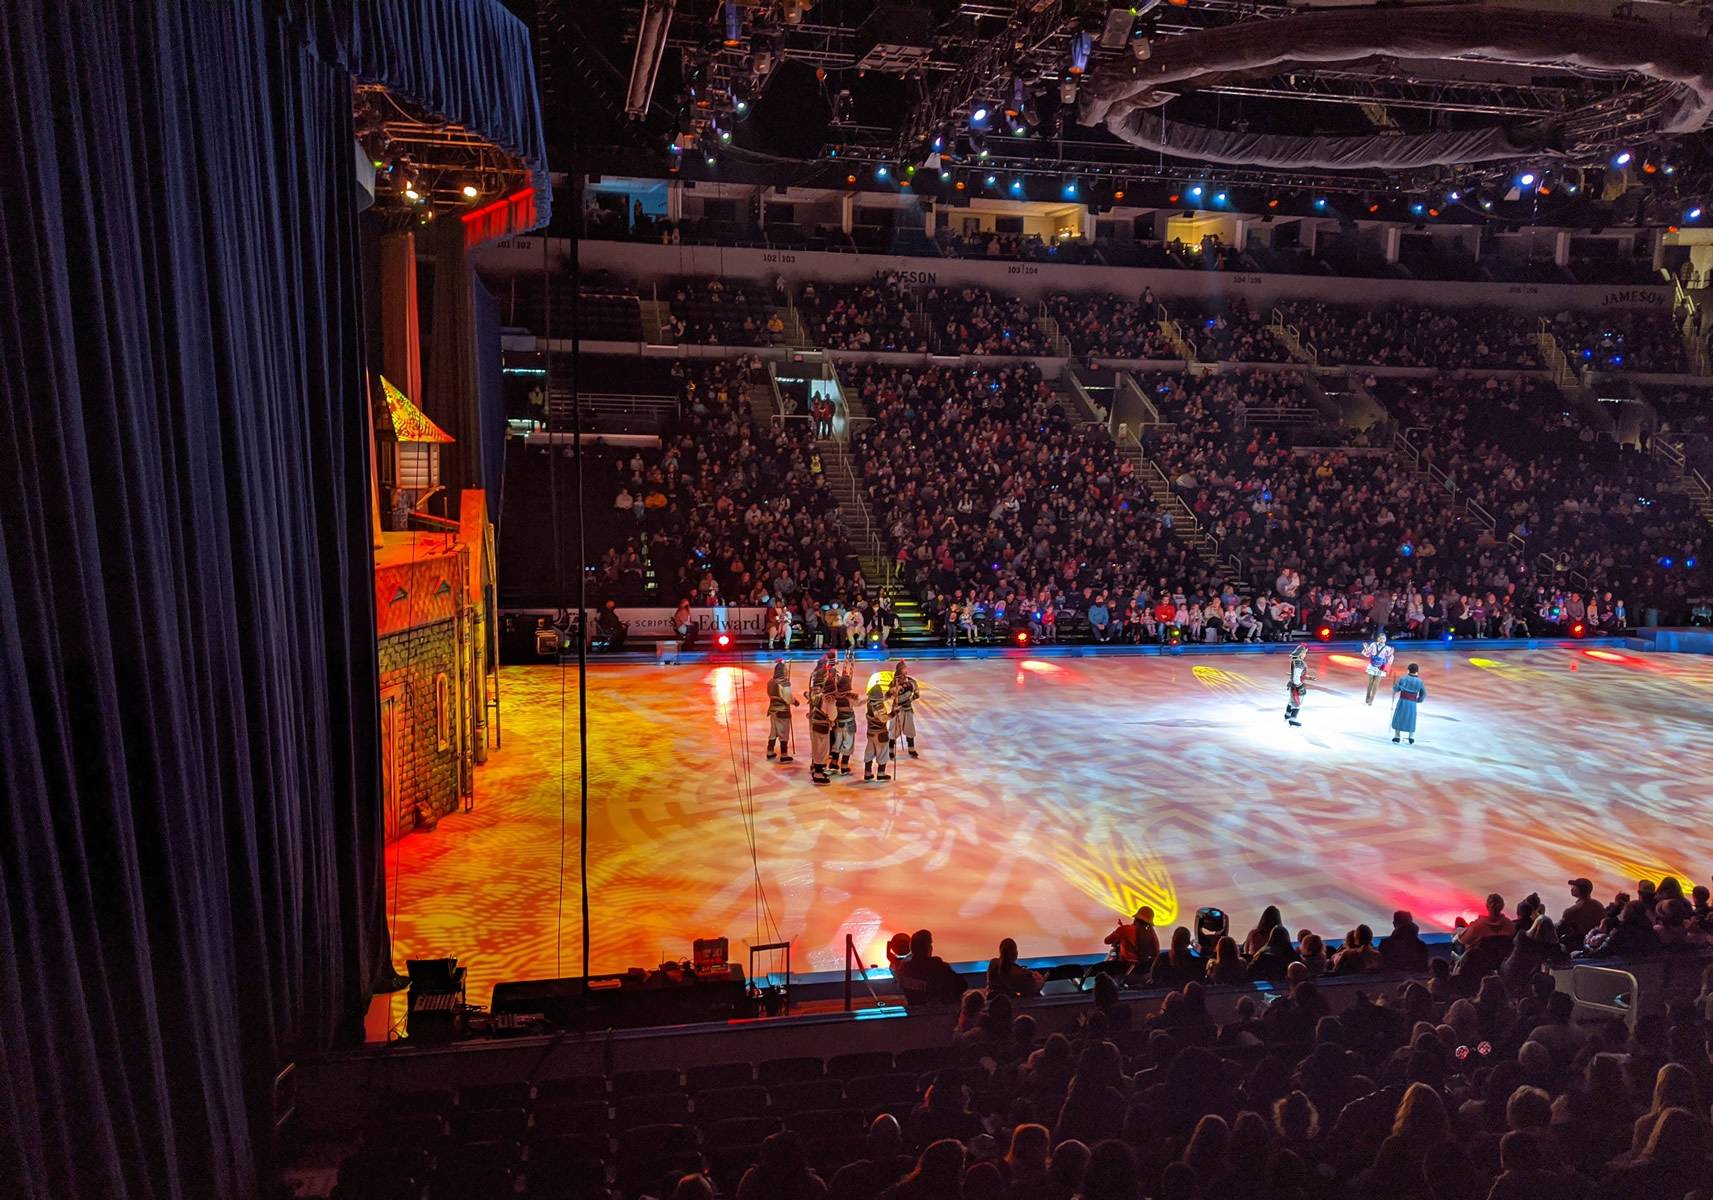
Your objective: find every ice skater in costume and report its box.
[1391,662,1426,744]
[1284,644,1313,726]
[764,660,800,762]
[805,677,833,784]
[809,649,837,693]
[863,682,893,781]
[1361,630,1395,706]
[831,668,857,775]
[888,660,920,760]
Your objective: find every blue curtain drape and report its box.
[1,2,389,1196]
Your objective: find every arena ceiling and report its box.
[519,0,1713,220]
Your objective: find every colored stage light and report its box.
[715,632,732,649]
[1316,626,1332,642]
[1014,629,1030,646]
[1569,621,1585,638]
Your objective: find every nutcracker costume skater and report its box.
[1285,644,1312,726]
[863,682,892,781]
[805,676,833,784]
[831,668,857,775]
[888,660,920,760]
[764,660,799,762]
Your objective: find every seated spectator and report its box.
[1103,907,1159,974]
[880,1139,965,1200]
[737,1130,829,1200]
[1001,1124,1051,1200]
[1458,893,1516,948]
[987,937,1045,998]
[1599,1107,1712,1200]
[1246,925,1300,982]
[1560,877,1604,942]
[908,1081,984,1152]
[1205,935,1248,984]
[1380,910,1430,973]
[1149,927,1204,988]
[1332,923,1382,974]
[831,1115,913,1200]
[894,929,969,1005]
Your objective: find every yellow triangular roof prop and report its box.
[377,374,454,443]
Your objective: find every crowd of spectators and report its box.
[798,279,930,353]
[1371,374,1707,615]
[1645,384,1713,478]
[1126,369,1670,638]
[1046,292,1179,361]
[1551,309,1689,373]
[598,357,866,624]
[615,872,1713,1200]
[1166,300,1291,364]
[1273,303,1540,370]
[926,287,1053,356]
[665,278,787,347]
[846,361,1219,644]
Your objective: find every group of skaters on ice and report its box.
[765,652,921,784]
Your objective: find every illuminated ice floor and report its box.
[388,647,1713,1006]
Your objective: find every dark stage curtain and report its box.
[0,2,389,1197]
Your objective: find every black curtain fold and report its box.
[1,2,388,1196]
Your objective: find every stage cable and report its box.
[571,129,593,987]
[546,225,568,980]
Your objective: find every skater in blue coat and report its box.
[1391,663,1426,744]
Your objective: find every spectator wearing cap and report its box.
[1103,907,1159,973]
[1561,878,1604,941]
